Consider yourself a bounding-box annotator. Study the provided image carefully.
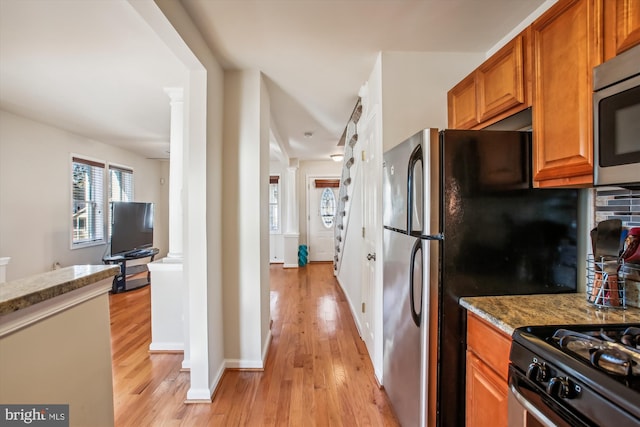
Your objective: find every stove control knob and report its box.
[526,362,549,382]
[546,377,573,399]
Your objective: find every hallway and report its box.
[110,262,399,426]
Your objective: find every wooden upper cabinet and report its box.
[448,73,479,129]
[531,0,603,187]
[477,32,528,122]
[604,0,640,60]
[448,30,530,129]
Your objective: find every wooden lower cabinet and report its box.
[466,312,511,427]
[466,351,508,427]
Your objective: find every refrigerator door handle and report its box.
[409,238,422,327]
[407,144,423,236]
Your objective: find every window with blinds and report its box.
[108,165,134,240]
[72,157,105,246]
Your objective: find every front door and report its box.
[308,177,339,262]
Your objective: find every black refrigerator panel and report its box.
[440,130,578,296]
[435,130,578,427]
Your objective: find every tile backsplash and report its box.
[595,187,640,308]
[595,187,640,227]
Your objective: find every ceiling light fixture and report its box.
[330,154,344,162]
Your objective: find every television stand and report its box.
[103,248,159,293]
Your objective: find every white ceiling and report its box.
[0,0,547,162]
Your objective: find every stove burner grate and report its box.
[551,327,640,377]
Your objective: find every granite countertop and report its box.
[460,293,640,336]
[0,265,120,316]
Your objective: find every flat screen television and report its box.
[110,202,154,256]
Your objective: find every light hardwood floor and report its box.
[110,262,400,426]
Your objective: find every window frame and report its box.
[70,154,107,249]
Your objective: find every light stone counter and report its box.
[460,293,640,336]
[0,264,119,315]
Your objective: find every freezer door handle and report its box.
[409,238,422,327]
[407,144,422,236]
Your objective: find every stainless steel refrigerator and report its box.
[382,129,578,426]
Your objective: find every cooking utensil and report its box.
[595,219,622,259]
[590,220,622,305]
[589,227,601,304]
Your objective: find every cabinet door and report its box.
[448,73,479,129]
[466,351,508,427]
[477,33,528,122]
[604,0,640,59]
[532,0,603,187]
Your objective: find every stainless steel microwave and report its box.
[593,44,640,188]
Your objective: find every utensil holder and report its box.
[586,256,626,308]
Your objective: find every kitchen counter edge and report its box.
[0,265,120,316]
[459,293,640,337]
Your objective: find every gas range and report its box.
[509,324,640,427]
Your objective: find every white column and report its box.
[164,87,184,259]
[284,164,299,233]
[283,160,300,268]
[148,88,187,364]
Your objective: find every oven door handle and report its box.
[509,376,558,427]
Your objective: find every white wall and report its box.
[333,52,488,379]
[259,76,271,361]
[0,292,115,427]
[335,160,364,318]
[0,109,168,281]
[146,0,224,400]
[380,51,485,151]
[222,69,271,368]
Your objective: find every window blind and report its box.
[72,157,105,245]
[108,165,134,240]
[109,165,134,202]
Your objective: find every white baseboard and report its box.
[149,342,184,352]
[185,387,212,402]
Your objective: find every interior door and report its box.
[308,178,339,262]
[361,119,376,355]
